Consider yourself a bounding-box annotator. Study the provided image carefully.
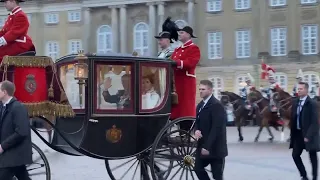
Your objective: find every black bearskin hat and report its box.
[162,17,179,42]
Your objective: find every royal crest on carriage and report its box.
[106,125,122,143]
[25,74,37,93]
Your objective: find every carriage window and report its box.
[96,64,132,112]
[140,65,167,111]
[59,64,85,109]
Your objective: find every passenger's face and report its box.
[142,78,152,92]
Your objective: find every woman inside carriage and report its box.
[141,74,160,109]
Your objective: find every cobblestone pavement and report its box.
[29,126,316,180]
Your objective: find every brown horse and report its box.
[270,87,293,142]
[220,91,258,142]
[248,89,285,142]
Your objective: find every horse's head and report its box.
[272,87,291,103]
[220,95,230,105]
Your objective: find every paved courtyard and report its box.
[30,126,316,180]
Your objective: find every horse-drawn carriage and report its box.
[4,51,210,180]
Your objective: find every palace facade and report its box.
[3,0,320,102]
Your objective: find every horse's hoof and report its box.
[254,138,258,142]
[268,137,274,142]
[238,137,244,142]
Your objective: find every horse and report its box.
[220,91,258,142]
[246,89,284,142]
[271,87,293,142]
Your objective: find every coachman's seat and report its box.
[17,51,36,56]
[0,55,74,118]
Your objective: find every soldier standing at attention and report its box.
[154,31,174,58]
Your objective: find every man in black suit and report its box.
[0,80,32,180]
[102,74,131,109]
[194,80,228,180]
[290,82,319,180]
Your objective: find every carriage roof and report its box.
[55,52,175,64]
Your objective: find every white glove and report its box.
[0,37,7,46]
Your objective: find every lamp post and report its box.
[73,50,88,109]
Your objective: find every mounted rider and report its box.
[260,63,283,123]
[313,76,320,100]
[239,73,256,115]
[292,69,303,97]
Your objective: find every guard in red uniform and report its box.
[171,26,201,130]
[0,0,35,62]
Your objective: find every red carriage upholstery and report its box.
[0,55,74,118]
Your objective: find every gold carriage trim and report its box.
[1,56,54,67]
[23,101,75,118]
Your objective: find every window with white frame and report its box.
[269,0,286,6]
[235,0,250,10]
[97,25,112,54]
[0,16,7,27]
[134,22,149,56]
[208,76,224,99]
[68,40,82,54]
[207,0,222,12]
[301,0,317,4]
[235,75,249,94]
[46,41,59,61]
[302,25,318,55]
[236,29,251,58]
[27,14,31,23]
[172,20,188,48]
[275,73,287,90]
[68,10,81,22]
[45,12,59,24]
[270,27,287,56]
[303,72,319,94]
[208,32,222,59]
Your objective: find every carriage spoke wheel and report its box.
[105,149,172,180]
[150,118,212,180]
[25,143,51,180]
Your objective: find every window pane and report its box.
[96,64,132,111]
[140,65,167,110]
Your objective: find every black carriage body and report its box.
[53,54,174,159]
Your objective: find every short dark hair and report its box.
[0,80,15,96]
[200,80,213,89]
[298,82,309,90]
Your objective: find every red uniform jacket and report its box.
[170,40,201,120]
[0,6,35,61]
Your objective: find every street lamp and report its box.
[73,50,88,109]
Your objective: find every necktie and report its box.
[198,100,205,113]
[297,100,303,129]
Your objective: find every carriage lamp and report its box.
[74,50,89,109]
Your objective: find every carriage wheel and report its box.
[150,117,212,180]
[105,149,174,180]
[26,143,51,180]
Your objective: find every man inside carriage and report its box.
[0,0,36,61]
[239,73,256,116]
[292,69,303,97]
